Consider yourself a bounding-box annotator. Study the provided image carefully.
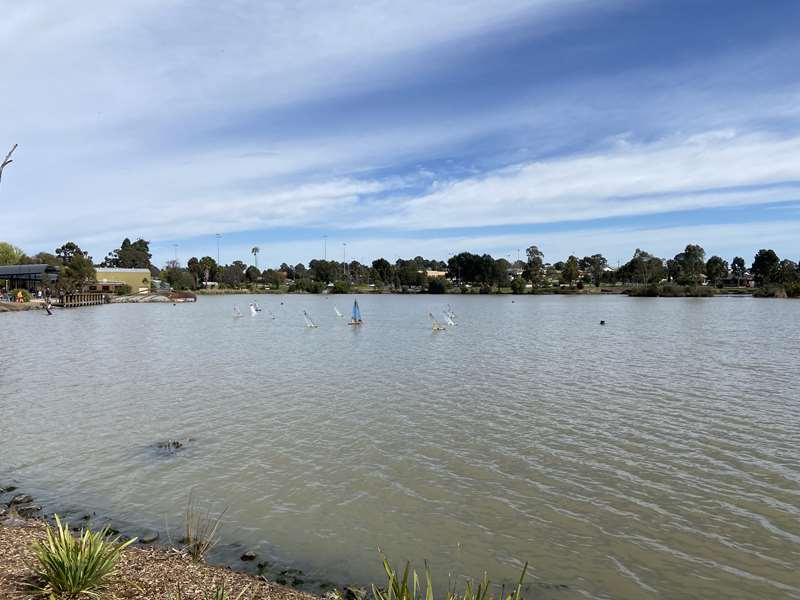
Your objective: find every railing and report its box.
[55,292,107,308]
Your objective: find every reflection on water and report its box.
[1,295,799,599]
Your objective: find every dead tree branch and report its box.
[0,144,18,184]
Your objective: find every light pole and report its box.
[342,242,347,278]
[173,244,178,264]
[323,235,328,261]
[215,233,221,265]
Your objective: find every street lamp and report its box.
[215,233,221,265]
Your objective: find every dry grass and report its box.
[0,519,318,600]
[183,492,228,561]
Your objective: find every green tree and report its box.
[674,244,706,285]
[245,265,261,283]
[102,238,152,270]
[510,277,527,294]
[54,242,96,292]
[263,269,287,288]
[581,254,608,287]
[0,241,26,265]
[731,257,746,286]
[620,249,665,285]
[705,256,729,287]
[776,259,798,284]
[524,245,545,286]
[427,277,449,294]
[561,255,580,287]
[751,249,780,286]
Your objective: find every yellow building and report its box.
[90,268,151,294]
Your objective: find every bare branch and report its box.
[0,143,18,184]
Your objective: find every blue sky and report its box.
[1,0,799,267]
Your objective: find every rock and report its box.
[0,485,18,494]
[0,505,8,518]
[15,503,42,517]
[240,550,257,561]
[10,494,32,505]
[140,530,159,544]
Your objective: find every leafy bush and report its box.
[11,288,31,302]
[30,514,135,598]
[427,277,448,294]
[509,278,526,294]
[291,279,324,294]
[114,284,132,295]
[331,280,351,294]
[347,555,528,600]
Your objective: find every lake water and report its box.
[1,295,799,599]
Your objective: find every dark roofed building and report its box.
[0,264,60,288]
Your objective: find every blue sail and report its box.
[352,300,362,322]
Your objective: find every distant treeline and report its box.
[1,238,799,297]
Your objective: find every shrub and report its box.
[427,278,448,294]
[30,514,135,598]
[331,280,351,294]
[354,555,528,600]
[114,284,132,296]
[509,278,526,294]
[184,492,228,561]
[11,288,31,302]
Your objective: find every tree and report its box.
[245,265,261,283]
[705,256,729,287]
[776,259,798,284]
[674,244,705,285]
[751,249,780,286]
[510,277,527,294]
[102,238,153,269]
[524,245,545,286]
[0,144,17,184]
[309,259,338,283]
[54,242,96,291]
[731,257,746,286]
[0,242,26,265]
[162,266,196,290]
[619,249,665,285]
[263,269,287,288]
[251,247,260,269]
[581,254,608,287]
[427,277,449,294]
[561,255,580,287]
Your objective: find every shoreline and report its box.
[0,482,343,597]
[0,514,319,600]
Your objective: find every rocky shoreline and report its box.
[0,483,328,600]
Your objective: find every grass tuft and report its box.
[184,491,228,561]
[29,514,135,598]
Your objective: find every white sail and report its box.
[429,312,446,331]
[233,305,244,318]
[303,310,319,328]
[442,309,456,326]
[249,304,258,316]
[334,306,343,318]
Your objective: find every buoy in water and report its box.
[600,320,606,325]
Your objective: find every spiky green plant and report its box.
[369,555,528,600]
[30,514,135,598]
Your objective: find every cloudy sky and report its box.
[1,0,799,267]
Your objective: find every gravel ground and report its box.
[0,517,321,600]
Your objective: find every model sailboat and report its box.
[303,310,319,328]
[233,305,244,318]
[348,299,363,326]
[334,306,343,318]
[429,312,446,331]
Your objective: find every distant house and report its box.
[90,268,151,294]
[424,270,448,278]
